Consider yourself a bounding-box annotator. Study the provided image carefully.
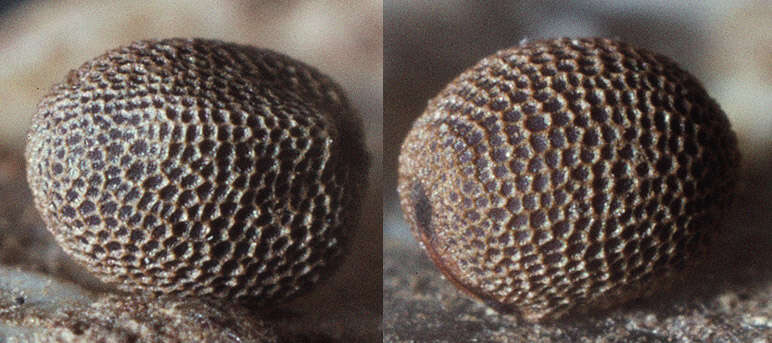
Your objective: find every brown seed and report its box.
[398,38,739,321]
[25,38,368,304]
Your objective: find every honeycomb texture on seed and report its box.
[26,38,368,304]
[398,38,739,321]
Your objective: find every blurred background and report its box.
[384,0,772,243]
[0,0,381,341]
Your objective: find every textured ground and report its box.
[0,273,279,343]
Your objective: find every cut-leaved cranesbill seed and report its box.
[398,38,739,321]
[26,38,368,305]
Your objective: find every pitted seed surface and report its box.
[398,38,739,321]
[26,38,368,304]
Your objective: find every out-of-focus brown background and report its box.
[385,1,772,341]
[0,1,382,341]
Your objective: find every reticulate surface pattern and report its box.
[398,38,739,321]
[26,38,368,304]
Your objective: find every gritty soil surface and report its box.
[385,160,772,342]
[0,291,279,343]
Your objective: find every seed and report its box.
[25,38,368,305]
[398,38,739,321]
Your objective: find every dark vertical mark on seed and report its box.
[412,182,434,241]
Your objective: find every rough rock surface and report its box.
[0,270,278,343]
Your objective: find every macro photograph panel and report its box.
[384,1,772,342]
[0,1,382,342]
